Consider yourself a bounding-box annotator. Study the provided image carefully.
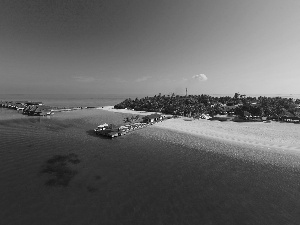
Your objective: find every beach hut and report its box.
[143,113,163,124]
[243,111,251,117]
[96,123,109,130]
[200,114,211,119]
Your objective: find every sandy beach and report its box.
[155,118,300,152]
[98,106,162,116]
[100,106,300,153]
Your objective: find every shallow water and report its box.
[1,108,300,225]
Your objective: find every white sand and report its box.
[100,106,300,153]
[98,106,171,116]
[154,117,300,153]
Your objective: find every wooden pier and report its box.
[0,100,84,116]
[0,101,53,116]
[94,122,150,138]
[94,114,165,138]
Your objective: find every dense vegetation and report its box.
[114,93,300,119]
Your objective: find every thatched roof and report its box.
[34,106,52,113]
[144,113,162,119]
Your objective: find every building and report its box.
[33,106,53,116]
[281,116,300,123]
[223,102,241,112]
[143,114,163,123]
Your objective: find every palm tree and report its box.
[130,115,140,122]
[123,115,140,124]
[115,93,300,121]
[123,117,132,123]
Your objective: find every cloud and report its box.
[192,74,208,81]
[73,76,96,83]
[135,76,152,82]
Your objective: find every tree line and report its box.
[114,93,300,119]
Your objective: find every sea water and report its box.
[1,94,300,225]
[0,93,147,108]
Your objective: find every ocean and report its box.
[0,93,147,108]
[1,94,300,225]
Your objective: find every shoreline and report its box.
[97,106,167,116]
[99,106,300,154]
[2,105,300,154]
[155,118,300,154]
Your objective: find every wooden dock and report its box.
[94,122,150,138]
[0,100,86,116]
[94,113,167,138]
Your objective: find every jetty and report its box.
[94,113,165,138]
[0,100,55,116]
[0,100,87,117]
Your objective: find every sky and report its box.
[1,0,300,96]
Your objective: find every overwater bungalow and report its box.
[94,122,149,138]
[27,105,39,115]
[34,106,53,116]
[72,107,83,110]
[21,104,52,116]
[14,102,29,111]
[26,101,43,106]
[22,105,33,115]
[1,101,12,108]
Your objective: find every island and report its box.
[114,93,300,123]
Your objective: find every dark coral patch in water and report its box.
[42,154,80,187]
[87,186,99,193]
[46,155,69,164]
[95,175,102,180]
